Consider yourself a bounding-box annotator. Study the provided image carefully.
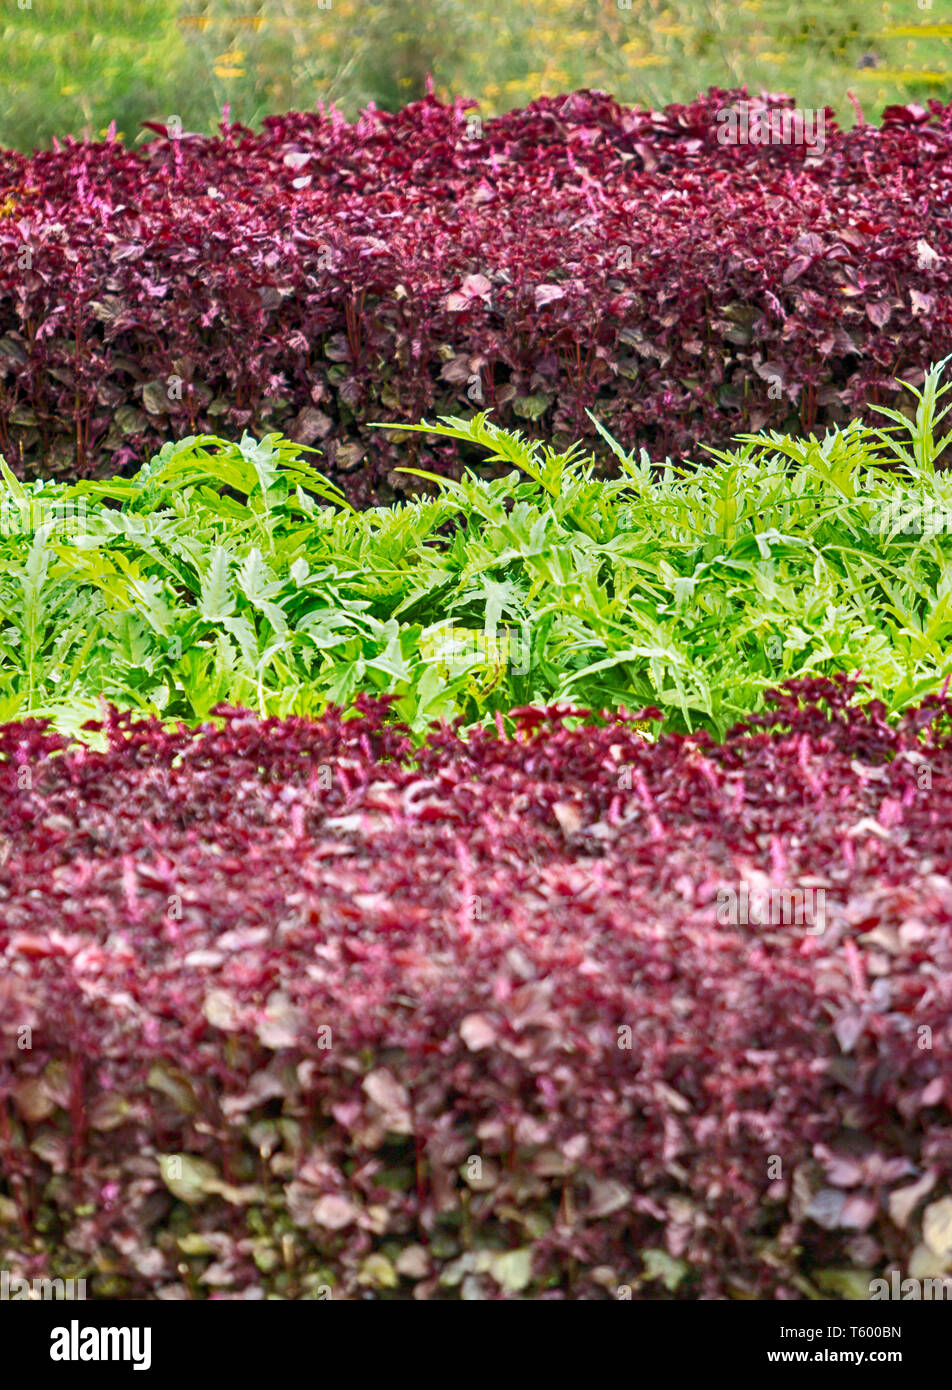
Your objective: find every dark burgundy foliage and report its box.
[0,90,950,499]
[2,677,952,1298]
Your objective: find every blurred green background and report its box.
[0,0,949,150]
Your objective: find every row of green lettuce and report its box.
[1,362,951,740]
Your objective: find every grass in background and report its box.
[0,0,950,151]
[1,363,951,741]
[0,0,190,151]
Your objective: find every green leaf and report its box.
[199,547,235,622]
[641,1249,689,1291]
[488,1247,534,1293]
[511,394,550,421]
[158,1153,220,1205]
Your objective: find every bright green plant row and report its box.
[2,362,952,739]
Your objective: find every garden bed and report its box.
[1,88,950,499]
[3,677,952,1298]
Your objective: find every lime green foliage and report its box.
[2,363,952,739]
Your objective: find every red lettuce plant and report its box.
[2,677,952,1298]
[0,89,950,500]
